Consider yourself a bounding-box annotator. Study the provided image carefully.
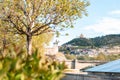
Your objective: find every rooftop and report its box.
[85,59,120,73]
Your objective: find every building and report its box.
[85,59,120,78]
[98,46,120,55]
[44,40,59,55]
[80,34,84,38]
[44,45,58,55]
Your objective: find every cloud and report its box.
[85,17,120,34]
[109,10,120,15]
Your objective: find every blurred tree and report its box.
[0,20,53,57]
[0,0,89,55]
[0,20,10,54]
[32,33,54,55]
[65,54,76,60]
[96,52,108,61]
[0,20,26,57]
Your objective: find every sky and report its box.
[52,0,120,46]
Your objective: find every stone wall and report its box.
[64,60,106,70]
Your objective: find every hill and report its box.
[63,34,120,47]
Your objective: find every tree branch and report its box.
[31,22,51,35]
[33,27,52,36]
[17,16,28,28]
[17,3,28,17]
[8,18,28,35]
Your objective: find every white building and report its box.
[44,45,58,55]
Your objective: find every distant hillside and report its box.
[63,34,120,47]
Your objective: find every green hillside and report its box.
[63,34,120,47]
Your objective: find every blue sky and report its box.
[52,0,120,46]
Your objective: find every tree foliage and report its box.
[32,33,54,54]
[95,53,108,61]
[0,0,89,55]
[65,54,76,60]
[0,32,53,57]
[0,20,26,57]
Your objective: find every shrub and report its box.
[0,50,66,80]
[65,54,76,60]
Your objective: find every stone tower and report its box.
[80,34,84,38]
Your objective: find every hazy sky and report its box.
[52,0,120,45]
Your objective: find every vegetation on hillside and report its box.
[64,34,120,47]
